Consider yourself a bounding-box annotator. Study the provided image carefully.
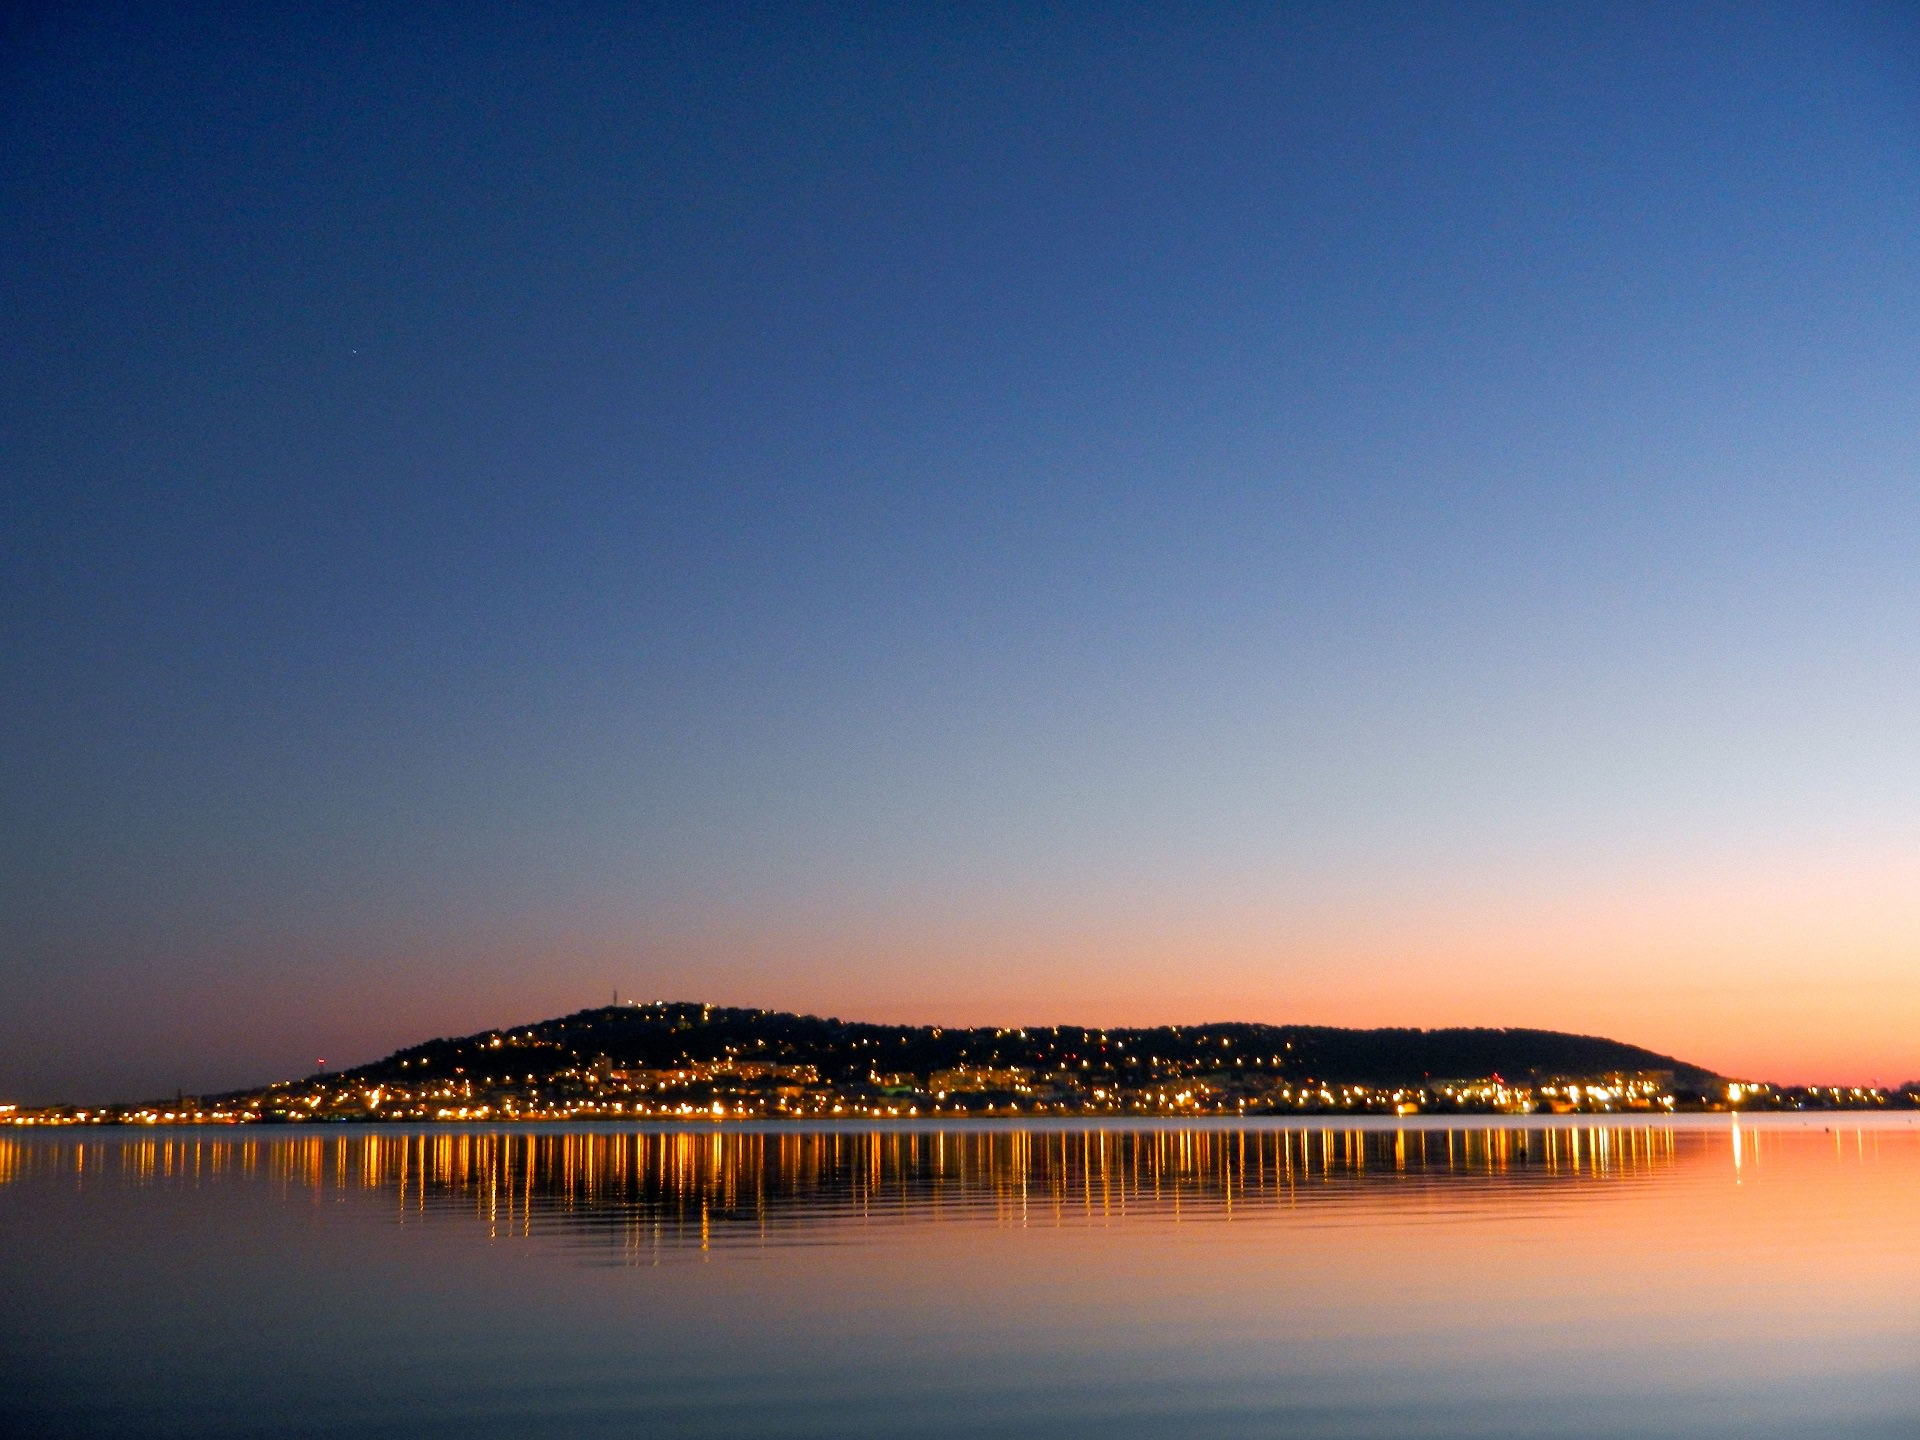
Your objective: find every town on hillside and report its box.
[9,1001,1913,1124]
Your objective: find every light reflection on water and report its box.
[3,1117,1918,1440]
[1,1121,1688,1256]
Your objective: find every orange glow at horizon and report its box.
[485,843,1920,1089]
[42,844,1918,1099]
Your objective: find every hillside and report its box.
[293,1000,1715,1103]
[75,1000,1743,1122]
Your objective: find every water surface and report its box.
[3,1117,1917,1438]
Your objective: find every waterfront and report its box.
[4,1117,1918,1438]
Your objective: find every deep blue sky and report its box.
[5,3,1919,1101]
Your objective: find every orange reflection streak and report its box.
[8,1111,1914,1297]
[0,1119,1723,1252]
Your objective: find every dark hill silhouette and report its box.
[320,1001,1715,1090]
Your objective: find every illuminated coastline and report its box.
[5,999,1910,1126]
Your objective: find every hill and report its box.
[341,1001,1715,1090]
[178,1001,1725,1121]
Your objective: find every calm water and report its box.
[3,1117,1917,1439]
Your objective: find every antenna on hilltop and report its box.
[612,988,618,1006]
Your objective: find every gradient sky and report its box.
[5,3,1919,1102]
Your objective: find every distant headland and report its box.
[12,999,1901,1125]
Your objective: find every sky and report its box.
[4,2,1919,1102]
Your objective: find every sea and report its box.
[2,1115,1916,1439]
